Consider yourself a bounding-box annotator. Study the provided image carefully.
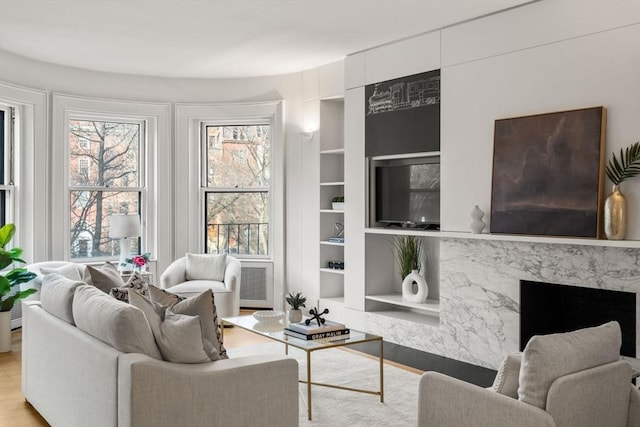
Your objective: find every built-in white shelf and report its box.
[366,294,440,316]
[364,227,640,249]
[370,150,440,161]
[320,296,345,304]
[320,268,345,275]
[320,240,344,246]
[320,148,345,155]
[320,209,344,214]
[320,181,344,186]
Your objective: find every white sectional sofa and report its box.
[21,270,299,427]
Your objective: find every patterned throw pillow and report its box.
[148,285,228,359]
[110,271,151,302]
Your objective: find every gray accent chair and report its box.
[159,255,241,318]
[418,322,640,427]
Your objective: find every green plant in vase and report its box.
[604,141,640,240]
[395,235,422,281]
[285,292,307,323]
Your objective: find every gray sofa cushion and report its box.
[129,290,213,363]
[73,284,162,359]
[86,262,124,293]
[40,263,86,282]
[40,273,85,324]
[518,321,621,409]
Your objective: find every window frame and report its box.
[0,103,15,228]
[65,111,147,262]
[200,120,273,259]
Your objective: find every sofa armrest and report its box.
[628,385,640,427]
[418,372,555,427]
[159,257,187,289]
[118,353,299,427]
[223,256,241,292]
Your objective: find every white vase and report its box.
[288,309,302,323]
[470,205,486,234]
[0,311,12,353]
[402,270,429,303]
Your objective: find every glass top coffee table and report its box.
[221,314,384,421]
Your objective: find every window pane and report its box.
[205,125,270,188]
[0,110,5,185]
[70,190,139,259]
[206,192,269,255]
[69,120,140,187]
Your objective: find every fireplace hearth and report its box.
[520,280,636,357]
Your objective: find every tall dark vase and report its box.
[604,184,627,240]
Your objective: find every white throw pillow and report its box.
[491,353,522,399]
[40,273,85,325]
[518,321,621,409]
[129,290,214,364]
[185,253,226,282]
[40,264,86,282]
[72,284,162,360]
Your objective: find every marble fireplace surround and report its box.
[379,237,640,370]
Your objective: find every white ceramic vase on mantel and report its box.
[0,311,12,353]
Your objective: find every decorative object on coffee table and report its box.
[604,141,640,240]
[306,307,329,327]
[252,310,284,323]
[0,223,36,352]
[285,292,306,323]
[491,107,606,238]
[469,205,486,234]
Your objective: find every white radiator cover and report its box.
[239,261,273,309]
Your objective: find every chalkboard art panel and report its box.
[490,106,606,238]
[365,69,440,157]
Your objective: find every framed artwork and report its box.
[490,106,606,238]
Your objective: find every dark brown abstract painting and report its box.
[490,107,606,238]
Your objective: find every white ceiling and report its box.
[0,0,532,79]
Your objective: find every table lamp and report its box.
[109,214,141,271]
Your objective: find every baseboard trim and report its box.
[348,340,497,387]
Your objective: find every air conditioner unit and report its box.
[239,261,273,309]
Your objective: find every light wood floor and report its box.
[0,311,421,426]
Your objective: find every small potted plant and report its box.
[332,196,344,210]
[285,292,307,323]
[0,224,36,352]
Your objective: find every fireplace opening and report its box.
[520,280,636,358]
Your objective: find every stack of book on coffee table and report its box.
[284,319,350,341]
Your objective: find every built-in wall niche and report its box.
[364,231,440,324]
[368,154,440,229]
[365,69,440,157]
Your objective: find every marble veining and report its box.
[371,238,640,369]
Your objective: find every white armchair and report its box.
[159,254,241,318]
[417,322,640,427]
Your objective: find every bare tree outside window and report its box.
[68,119,142,259]
[205,124,270,256]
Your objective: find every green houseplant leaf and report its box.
[605,141,640,185]
[0,224,36,312]
[285,292,307,310]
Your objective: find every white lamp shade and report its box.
[109,214,141,239]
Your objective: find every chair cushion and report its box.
[491,353,522,398]
[72,284,162,359]
[86,262,124,293]
[169,280,230,296]
[185,253,226,281]
[518,321,621,409]
[110,271,151,302]
[149,285,228,359]
[129,290,213,363]
[40,273,85,325]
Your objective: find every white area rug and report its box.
[228,342,420,426]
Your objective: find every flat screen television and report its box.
[373,158,440,228]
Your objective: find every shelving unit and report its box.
[318,98,345,310]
